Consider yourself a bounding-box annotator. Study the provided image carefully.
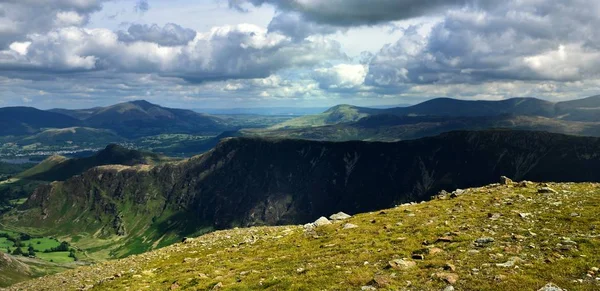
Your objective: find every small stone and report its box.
[170,282,180,290]
[361,286,376,291]
[517,181,530,187]
[537,283,565,291]
[429,248,444,255]
[442,286,455,291]
[444,263,456,272]
[488,213,501,220]
[538,187,558,194]
[369,275,391,288]
[388,259,416,270]
[329,212,351,221]
[512,234,526,240]
[313,217,331,227]
[211,282,223,290]
[437,236,454,243]
[296,267,306,274]
[475,237,495,247]
[570,212,580,217]
[343,223,358,229]
[435,272,459,284]
[519,212,532,218]
[592,267,599,272]
[496,257,523,268]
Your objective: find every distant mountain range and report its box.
[48,100,228,138]
[274,95,600,129]
[2,96,600,156]
[6,130,600,258]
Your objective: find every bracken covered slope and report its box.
[5,181,600,290]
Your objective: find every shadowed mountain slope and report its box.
[5,130,600,259]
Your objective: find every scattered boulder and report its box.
[342,223,358,229]
[437,236,454,243]
[442,286,455,291]
[368,274,391,288]
[488,213,501,220]
[500,176,513,185]
[444,263,456,272]
[361,286,376,291]
[434,272,459,284]
[388,259,416,270]
[474,237,495,247]
[537,283,565,291]
[313,217,332,227]
[329,212,351,221]
[210,282,223,290]
[538,187,558,194]
[496,256,523,268]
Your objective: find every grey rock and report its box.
[329,212,351,221]
[388,259,416,270]
[496,257,523,268]
[342,223,358,229]
[500,176,513,185]
[475,237,495,244]
[538,187,558,194]
[361,286,377,291]
[313,217,331,227]
[442,286,455,291]
[537,283,565,291]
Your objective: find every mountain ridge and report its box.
[5,130,600,259]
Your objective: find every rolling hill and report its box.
[272,95,600,129]
[18,127,125,146]
[50,100,229,138]
[246,114,600,142]
[16,144,169,182]
[0,107,81,136]
[4,130,600,261]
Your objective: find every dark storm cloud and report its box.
[118,23,197,46]
[229,0,494,26]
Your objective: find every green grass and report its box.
[21,238,60,252]
[36,251,74,263]
[0,237,14,252]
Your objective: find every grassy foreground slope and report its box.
[7,181,600,290]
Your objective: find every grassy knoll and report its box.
[6,181,600,290]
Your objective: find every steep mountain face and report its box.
[7,131,600,257]
[0,107,81,136]
[50,100,229,138]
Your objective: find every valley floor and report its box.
[4,181,600,290]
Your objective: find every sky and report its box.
[0,0,600,109]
